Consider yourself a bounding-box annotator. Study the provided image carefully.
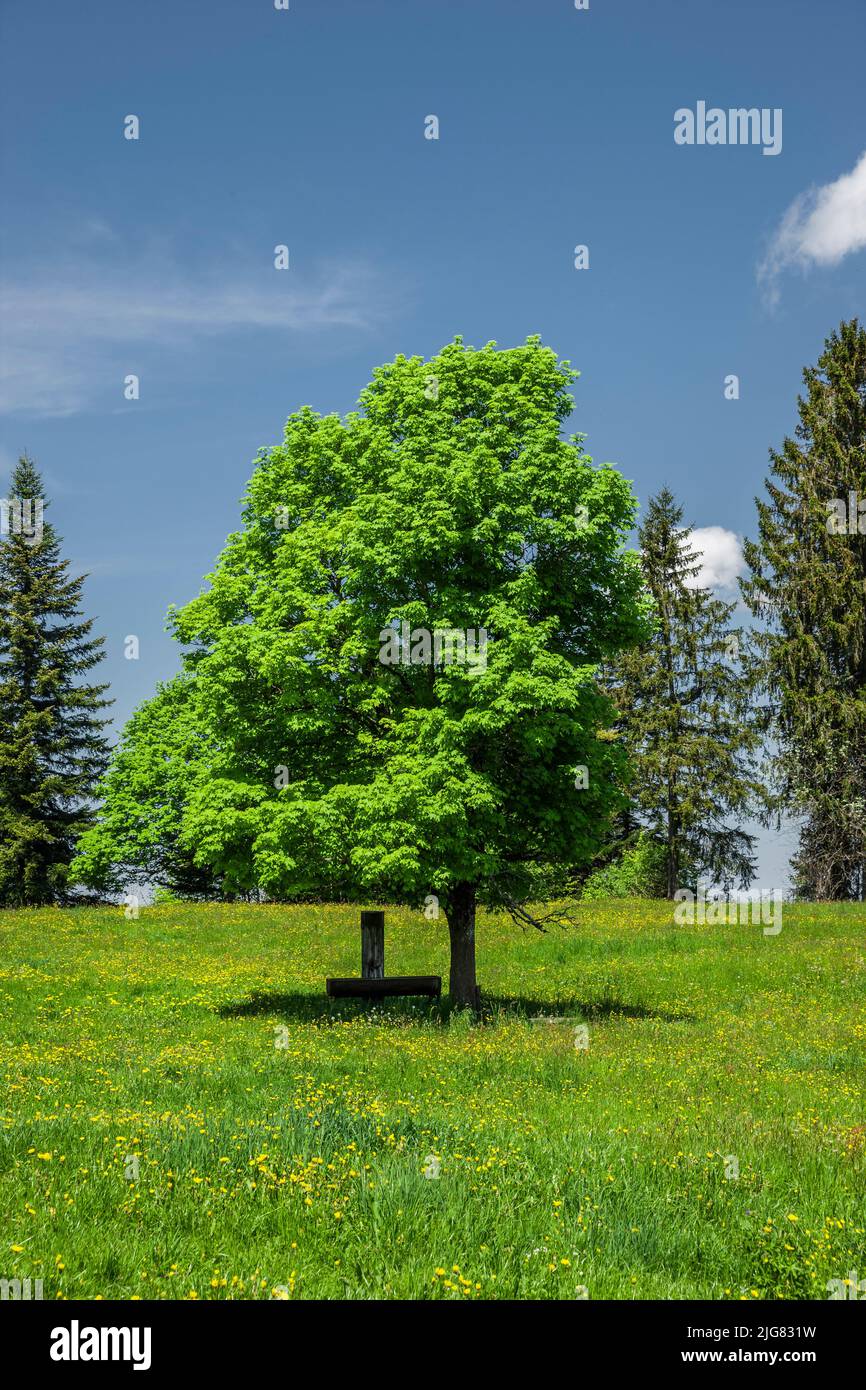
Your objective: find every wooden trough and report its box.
[326,910,442,1000]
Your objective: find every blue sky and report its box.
[1,0,865,888]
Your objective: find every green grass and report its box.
[1,899,864,1300]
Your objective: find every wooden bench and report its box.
[325,910,441,1000]
[326,975,442,999]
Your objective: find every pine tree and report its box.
[607,487,763,895]
[741,320,866,900]
[0,456,112,905]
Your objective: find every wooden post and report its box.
[361,910,385,980]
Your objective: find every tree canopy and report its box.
[70,674,219,900]
[76,337,652,1002]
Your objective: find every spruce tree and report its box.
[741,320,866,900]
[0,456,111,905]
[607,487,762,895]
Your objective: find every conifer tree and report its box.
[741,320,866,900]
[0,456,111,905]
[607,487,762,895]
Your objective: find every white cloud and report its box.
[758,149,866,303]
[688,526,744,592]
[0,252,395,416]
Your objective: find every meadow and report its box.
[1,899,864,1301]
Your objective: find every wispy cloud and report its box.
[758,149,866,305]
[688,526,744,592]
[0,245,395,416]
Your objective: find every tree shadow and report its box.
[481,993,694,1023]
[216,988,450,1024]
[216,988,693,1026]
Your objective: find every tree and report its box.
[0,456,111,905]
[741,320,866,900]
[69,674,221,899]
[163,337,651,1004]
[580,830,668,900]
[605,487,762,896]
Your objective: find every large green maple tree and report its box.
[82,339,652,1003]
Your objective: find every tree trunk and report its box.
[360,910,385,979]
[445,882,477,1009]
[666,846,677,900]
[666,808,679,899]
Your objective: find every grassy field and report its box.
[1,899,864,1301]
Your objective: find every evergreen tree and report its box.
[607,487,762,895]
[741,320,866,901]
[0,456,111,905]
